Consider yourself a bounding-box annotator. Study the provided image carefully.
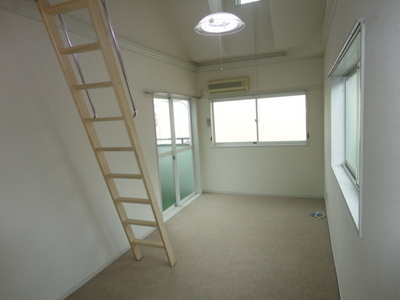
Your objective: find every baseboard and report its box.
[56,245,130,300]
[57,226,158,299]
[202,189,324,199]
[57,194,201,299]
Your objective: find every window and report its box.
[236,0,261,5]
[329,20,364,233]
[213,98,256,143]
[211,93,307,146]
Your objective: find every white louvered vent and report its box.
[208,77,250,94]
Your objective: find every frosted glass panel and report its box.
[258,95,307,142]
[158,154,176,211]
[177,150,195,200]
[213,99,257,143]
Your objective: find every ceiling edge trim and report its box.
[322,0,338,47]
[144,91,200,99]
[197,55,286,72]
[0,0,197,72]
[196,54,323,73]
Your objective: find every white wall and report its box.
[196,58,325,197]
[0,8,196,300]
[324,0,400,299]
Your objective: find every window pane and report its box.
[159,155,176,211]
[345,68,360,179]
[173,100,191,146]
[238,0,261,4]
[258,95,307,142]
[177,150,195,200]
[213,99,257,143]
[154,98,172,146]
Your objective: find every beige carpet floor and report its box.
[66,193,340,300]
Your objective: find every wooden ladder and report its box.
[35,0,176,267]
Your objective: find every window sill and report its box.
[212,141,308,148]
[332,165,361,234]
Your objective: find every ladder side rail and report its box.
[35,0,143,261]
[86,0,176,267]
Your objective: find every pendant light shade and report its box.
[194,12,245,36]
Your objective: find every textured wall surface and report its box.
[0,8,196,300]
[324,0,400,299]
[197,59,325,198]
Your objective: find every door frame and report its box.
[152,95,201,213]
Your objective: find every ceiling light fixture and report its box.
[194,12,245,36]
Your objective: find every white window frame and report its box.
[210,92,308,147]
[328,20,365,235]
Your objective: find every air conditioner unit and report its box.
[208,77,250,94]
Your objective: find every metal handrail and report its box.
[157,137,191,145]
[101,0,137,117]
[59,14,97,118]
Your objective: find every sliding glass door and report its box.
[154,97,196,211]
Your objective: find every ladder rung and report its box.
[132,239,165,249]
[96,147,134,152]
[59,42,101,55]
[105,173,143,179]
[42,0,87,15]
[115,197,151,204]
[124,219,157,227]
[73,81,113,90]
[84,117,124,122]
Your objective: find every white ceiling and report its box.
[160,0,327,63]
[158,0,329,65]
[21,0,330,67]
